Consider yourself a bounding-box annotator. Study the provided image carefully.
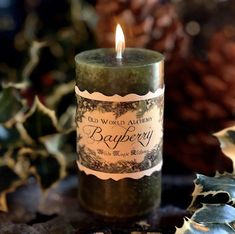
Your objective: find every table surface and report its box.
[0,174,194,234]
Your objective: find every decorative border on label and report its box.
[77,160,163,181]
[75,86,164,102]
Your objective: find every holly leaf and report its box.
[0,166,20,193]
[192,204,235,223]
[22,41,46,82]
[214,126,235,172]
[12,147,66,189]
[39,134,62,155]
[0,148,8,159]
[58,105,76,130]
[18,96,60,143]
[30,153,66,189]
[175,204,235,234]
[188,173,235,212]
[45,81,75,110]
[175,218,235,234]
[39,127,75,168]
[57,129,76,168]
[0,165,21,211]
[0,86,23,125]
[0,124,22,147]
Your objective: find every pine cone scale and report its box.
[95,0,188,60]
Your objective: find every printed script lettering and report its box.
[83,125,154,150]
[76,88,164,178]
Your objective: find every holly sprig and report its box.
[176,126,235,233]
[0,84,69,211]
[0,0,97,212]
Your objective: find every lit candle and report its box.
[115,24,125,59]
[75,25,164,220]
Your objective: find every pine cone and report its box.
[95,1,235,174]
[165,26,235,174]
[95,0,189,61]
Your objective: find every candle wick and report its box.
[116,51,122,59]
[116,41,123,59]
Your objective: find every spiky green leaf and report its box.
[192,204,235,223]
[58,129,76,168]
[30,152,66,189]
[0,165,21,211]
[22,41,46,81]
[39,134,62,155]
[188,174,235,211]
[0,124,21,147]
[0,166,20,193]
[45,81,75,111]
[214,126,235,172]
[0,87,23,124]
[176,204,235,233]
[18,96,60,143]
[58,105,76,130]
[175,218,235,234]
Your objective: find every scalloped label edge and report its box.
[77,160,163,180]
[75,86,164,102]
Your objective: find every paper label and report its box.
[75,86,164,180]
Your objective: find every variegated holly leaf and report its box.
[214,126,235,172]
[30,152,66,189]
[8,147,65,189]
[0,165,21,211]
[11,147,66,189]
[22,41,46,82]
[0,148,66,211]
[58,129,76,168]
[18,96,60,144]
[0,166,20,193]
[40,134,62,155]
[0,148,8,159]
[175,204,235,234]
[58,105,76,130]
[0,124,22,147]
[40,129,75,170]
[0,86,23,125]
[175,218,235,234]
[1,147,36,179]
[192,204,235,223]
[45,81,75,111]
[188,173,235,212]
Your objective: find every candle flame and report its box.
[115,24,125,59]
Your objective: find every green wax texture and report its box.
[75,48,164,220]
[75,48,164,95]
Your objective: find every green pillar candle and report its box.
[75,48,164,220]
